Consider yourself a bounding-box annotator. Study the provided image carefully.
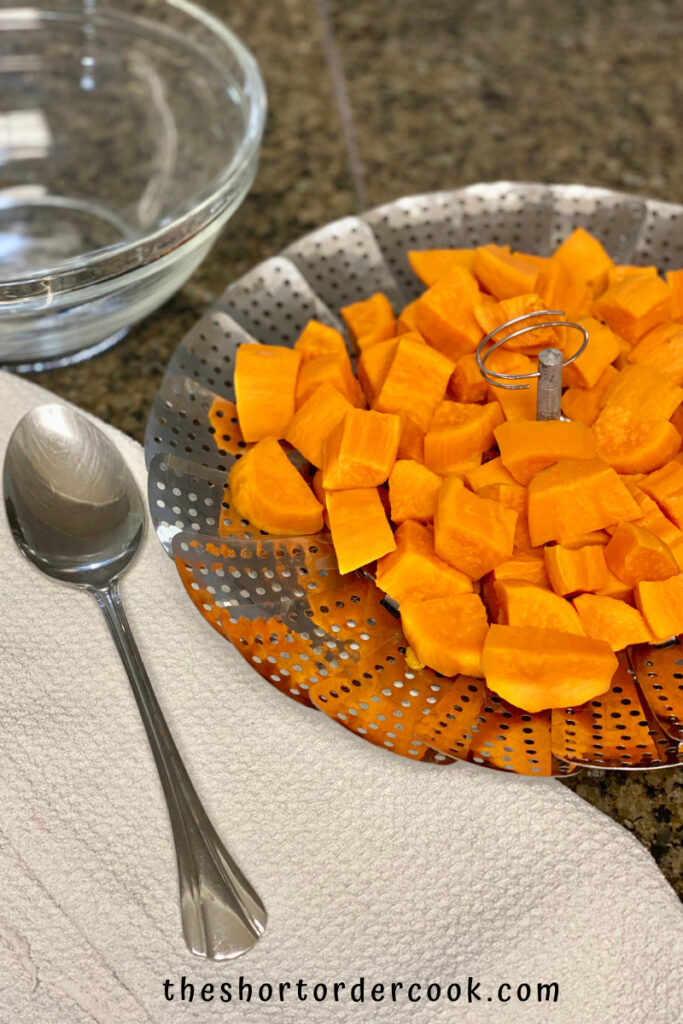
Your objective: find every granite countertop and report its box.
[26,0,682,894]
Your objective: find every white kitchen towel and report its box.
[0,369,681,1024]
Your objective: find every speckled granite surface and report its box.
[25,0,682,895]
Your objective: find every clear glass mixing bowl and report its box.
[0,0,266,369]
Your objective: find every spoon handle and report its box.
[92,581,267,960]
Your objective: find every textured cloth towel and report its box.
[0,370,681,1024]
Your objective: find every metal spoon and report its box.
[3,403,267,960]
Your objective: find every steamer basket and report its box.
[145,182,683,776]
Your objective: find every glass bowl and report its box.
[0,0,266,370]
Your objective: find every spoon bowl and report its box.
[4,404,144,587]
[3,403,267,960]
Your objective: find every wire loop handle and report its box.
[475,309,589,391]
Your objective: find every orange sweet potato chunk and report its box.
[632,507,683,571]
[561,365,619,427]
[563,317,621,389]
[593,273,671,343]
[639,460,683,528]
[356,337,401,403]
[481,624,617,712]
[484,348,539,421]
[434,476,516,579]
[475,294,562,353]
[429,453,483,480]
[593,405,681,474]
[627,321,683,384]
[373,335,454,432]
[639,458,683,502]
[573,594,654,651]
[604,522,679,585]
[473,245,539,300]
[527,458,641,546]
[556,529,610,548]
[476,480,530,551]
[400,593,489,677]
[600,363,683,420]
[666,269,683,319]
[536,252,589,320]
[396,298,420,334]
[340,292,395,351]
[408,248,477,284]
[513,250,550,270]
[553,227,614,296]
[296,351,365,409]
[424,401,503,474]
[327,487,396,574]
[635,574,683,640]
[234,344,301,442]
[544,544,608,597]
[483,550,550,619]
[465,456,516,492]
[495,580,585,634]
[492,549,550,588]
[294,320,347,361]
[607,265,658,287]
[595,567,634,603]
[495,419,597,485]
[376,520,472,605]
[285,382,353,468]
[415,265,484,359]
[229,437,323,535]
[388,459,442,522]
[397,415,426,462]
[448,352,489,403]
[620,473,659,512]
[323,408,400,489]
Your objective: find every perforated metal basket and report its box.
[144,182,683,775]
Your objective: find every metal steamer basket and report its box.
[144,182,683,776]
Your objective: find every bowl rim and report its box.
[0,0,267,304]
